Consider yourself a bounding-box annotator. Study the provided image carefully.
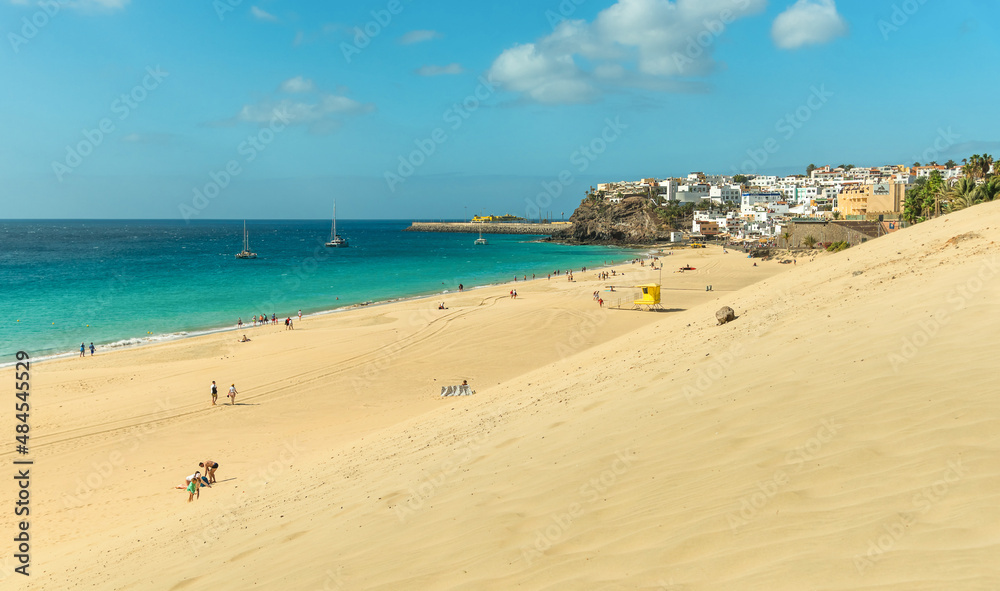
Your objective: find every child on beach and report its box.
[176,471,207,501]
[185,477,199,501]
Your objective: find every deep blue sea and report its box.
[0,220,641,361]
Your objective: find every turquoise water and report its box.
[0,220,640,360]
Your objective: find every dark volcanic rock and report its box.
[550,196,663,245]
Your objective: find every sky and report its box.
[1,0,998,220]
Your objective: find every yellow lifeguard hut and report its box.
[633,284,662,310]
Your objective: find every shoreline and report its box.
[3,247,655,368]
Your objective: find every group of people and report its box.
[210,380,238,405]
[79,342,95,357]
[177,460,220,502]
[237,309,302,329]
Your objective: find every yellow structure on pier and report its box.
[471,214,526,223]
[633,284,662,310]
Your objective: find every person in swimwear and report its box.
[199,461,219,484]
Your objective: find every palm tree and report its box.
[947,178,977,212]
[974,178,1000,203]
[932,180,953,217]
[964,154,993,179]
[803,235,817,249]
[982,154,995,178]
[964,154,978,178]
[782,231,792,249]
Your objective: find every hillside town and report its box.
[592,158,997,248]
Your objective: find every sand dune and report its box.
[3,204,999,590]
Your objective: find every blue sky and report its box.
[1,0,997,220]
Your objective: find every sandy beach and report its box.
[3,203,999,590]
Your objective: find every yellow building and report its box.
[837,183,906,217]
[471,214,527,223]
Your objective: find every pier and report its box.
[404,222,571,235]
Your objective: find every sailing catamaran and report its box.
[235,220,257,259]
[474,229,488,245]
[325,202,348,247]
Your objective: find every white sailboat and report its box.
[235,220,257,259]
[474,228,488,245]
[325,202,348,247]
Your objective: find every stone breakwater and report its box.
[405,222,571,235]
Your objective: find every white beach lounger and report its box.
[440,384,474,397]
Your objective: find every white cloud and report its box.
[771,0,848,50]
[415,63,465,76]
[251,6,278,22]
[490,42,597,104]
[280,76,315,93]
[487,0,767,104]
[399,29,442,45]
[235,88,374,134]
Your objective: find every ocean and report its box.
[0,220,642,361]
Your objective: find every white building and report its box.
[676,183,710,204]
[709,185,742,206]
[656,179,678,204]
[741,191,783,215]
[749,176,778,189]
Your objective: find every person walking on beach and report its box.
[237,317,242,328]
[272,313,277,325]
[89,342,96,356]
[199,461,220,484]
[210,381,218,405]
[298,309,302,322]
[228,384,238,405]
[80,342,85,357]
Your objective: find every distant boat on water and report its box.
[325,202,348,248]
[474,229,488,245]
[235,220,257,259]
